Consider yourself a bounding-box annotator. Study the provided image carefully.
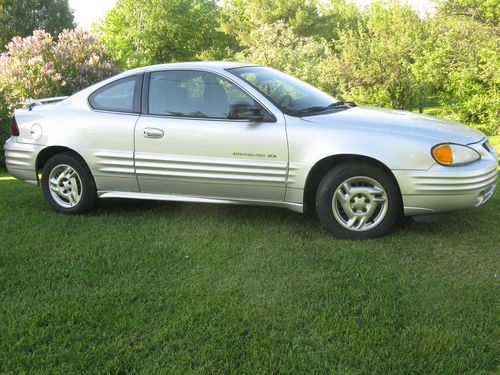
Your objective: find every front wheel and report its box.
[41,153,97,214]
[316,162,402,239]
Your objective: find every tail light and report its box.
[10,116,19,136]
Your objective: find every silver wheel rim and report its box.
[48,164,83,208]
[332,176,388,232]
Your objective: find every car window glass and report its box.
[229,66,336,115]
[180,76,205,99]
[89,76,137,112]
[238,72,307,112]
[148,70,259,119]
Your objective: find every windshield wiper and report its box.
[293,100,355,116]
[292,106,328,116]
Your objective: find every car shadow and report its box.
[87,196,498,241]
[93,197,314,221]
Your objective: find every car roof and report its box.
[124,61,258,75]
[62,61,262,106]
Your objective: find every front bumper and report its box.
[4,137,41,185]
[393,159,497,216]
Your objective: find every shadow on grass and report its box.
[93,197,316,226]
[2,175,497,243]
[88,194,498,241]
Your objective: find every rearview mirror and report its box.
[227,103,264,121]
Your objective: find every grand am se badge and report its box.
[232,152,277,158]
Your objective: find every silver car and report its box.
[4,62,498,239]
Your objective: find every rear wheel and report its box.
[41,153,97,214]
[315,162,401,239]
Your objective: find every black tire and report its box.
[315,162,401,239]
[41,153,97,214]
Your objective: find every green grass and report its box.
[412,105,442,116]
[490,135,500,154]
[0,177,499,374]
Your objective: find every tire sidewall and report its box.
[316,162,401,239]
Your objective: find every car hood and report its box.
[301,106,485,144]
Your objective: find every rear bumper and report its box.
[4,137,41,185]
[393,160,498,216]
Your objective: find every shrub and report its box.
[0,29,117,168]
[0,29,117,109]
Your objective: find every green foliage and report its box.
[0,0,75,49]
[324,1,425,110]
[98,0,227,69]
[220,0,322,43]
[220,0,363,45]
[317,0,363,40]
[234,21,332,87]
[436,0,499,29]
[418,2,500,135]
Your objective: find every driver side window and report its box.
[148,70,269,120]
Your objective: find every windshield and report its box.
[228,66,339,116]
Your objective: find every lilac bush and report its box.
[0,29,117,109]
[0,29,117,168]
[53,29,117,95]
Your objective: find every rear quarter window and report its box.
[89,75,141,113]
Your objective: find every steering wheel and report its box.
[278,94,294,108]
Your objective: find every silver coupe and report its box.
[4,62,498,238]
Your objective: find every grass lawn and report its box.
[490,135,500,156]
[0,173,498,374]
[412,105,442,117]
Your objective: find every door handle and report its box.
[143,128,164,139]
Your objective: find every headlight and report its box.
[431,143,481,166]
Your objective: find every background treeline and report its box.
[0,0,498,166]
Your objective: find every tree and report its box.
[418,7,499,135]
[317,0,362,40]
[234,21,331,88]
[220,0,322,45]
[98,0,227,69]
[435,0,499,32]
[0,0,75,49]
[324,1,425,110]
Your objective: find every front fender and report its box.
[286,116,436,185]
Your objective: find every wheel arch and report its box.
[302,154,402,212]
[36,146,89,184]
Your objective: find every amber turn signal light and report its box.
[432,144,453,164]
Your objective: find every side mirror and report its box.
[227,103,264,121]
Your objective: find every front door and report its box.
[134,69,288,201]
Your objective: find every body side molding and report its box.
[97,191,304,213]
